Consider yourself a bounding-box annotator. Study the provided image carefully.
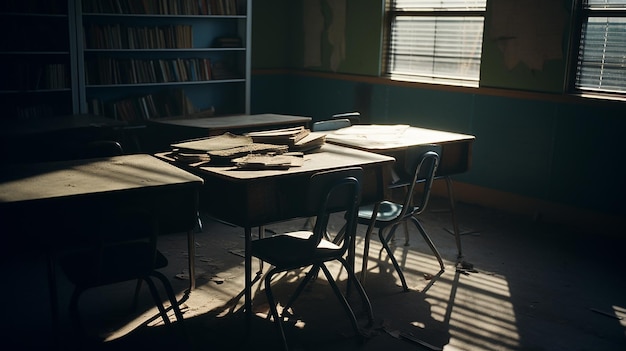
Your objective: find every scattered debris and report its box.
[210,276,225,284]
[383,326,442,350]
[175,272,189,280]
[229,249,245,258]
[456,260,478,275]
[424,273,434,280]
[591,308,623,320]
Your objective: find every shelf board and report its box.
[0,12,68,18]
[82,13,246,19]
[0,51,71,55]
[0,88,72,94]
[83,48,245,52]
[85,79,245,88]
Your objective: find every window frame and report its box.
[570,0,626,97]
[382,1,487,87]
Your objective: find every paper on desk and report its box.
[232,152,304,170]
[325,124,411,148]
[171,132,253,152]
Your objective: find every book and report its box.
[246,126,311,148]
[291,132,326,152]
[232,152,305,170]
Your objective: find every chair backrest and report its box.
[307,167,363,253]
[81,140,124,159]
[312,118,352,132]
[92,208,160,279]
[402,149,440,216]
[332,111,361,125]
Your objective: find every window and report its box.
[575,0,626,95]
[384,0,487,87]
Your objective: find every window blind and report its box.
[386,1,486,86]
[575,0,626,94]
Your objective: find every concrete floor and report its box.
[2,196,625,351]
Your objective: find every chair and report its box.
[251,167,374,351]
[356,149,445,291]
[332,111,361,125]
[80,140,124,159]
[57,208,185,335]
[312,118,352,132]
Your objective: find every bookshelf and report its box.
[0,0,79,120]
[0,0,251,125]
[78,0,251,123]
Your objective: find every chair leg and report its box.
[68,287,87,335]
[151,270,186,323]
[132,279,143,310]
[283,265,320,312]
[143,276,172,325]
[379,224,409,291]
[410,216,445,272]
[337,257,374,326]
[333,224,346,244]
[46,254,60,336]
[319,264,366,339]
[264,268,289,351]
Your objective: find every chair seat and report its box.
[251,231,342,268]
[357,201,415,225]
[59,243,168,288]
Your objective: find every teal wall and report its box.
[249,0,626,220]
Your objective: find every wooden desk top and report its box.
[0,114,126,138]
[194,143,395,182]
[156,143,394,227]
[150,113,312,130]
[325,124,475,151]
[0,154,203,204]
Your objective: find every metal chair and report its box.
[332,111,361,124]
[312,118,352,132]
[57,208,185,336]
[251,167,374,351]
[356,149,445,291]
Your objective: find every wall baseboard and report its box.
[432,179,621,237]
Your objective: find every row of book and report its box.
[82,0,245,16]
[87,88,198,122]
[1,64,69,91]
[85,57,235,85]
[12,104,56,120]
[84,24,193,49]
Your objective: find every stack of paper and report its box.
[246,126,310,147]
[168,132,290,165]
[232,152,304,170]
[246,127,325,152]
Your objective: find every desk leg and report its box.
[360,202,380,283]
[244,226,252,335]
[187,230,196,291]
[444,176,464,260]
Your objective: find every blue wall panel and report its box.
[251,73,626,218]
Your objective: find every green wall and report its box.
[252,0,383,74]
[250,0,626,221]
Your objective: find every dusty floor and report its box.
[2,196,625,351]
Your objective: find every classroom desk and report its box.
[0,154,204,326]
[0,114,129,163]
[324,124,476,270]
[156,143,395,331]
[147,113,312,151]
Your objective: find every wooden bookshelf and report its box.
[79,0,251,122]
[0,0,250,124]
[0,0,79,120]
